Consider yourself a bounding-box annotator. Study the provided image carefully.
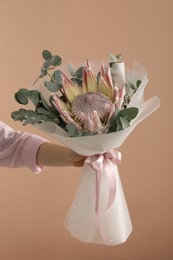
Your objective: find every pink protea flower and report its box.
[51,61,125,135]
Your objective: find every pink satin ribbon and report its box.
[85,149,121,244]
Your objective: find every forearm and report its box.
[0,121,85,170]
[0,121,46,171]
[36,142,85,167]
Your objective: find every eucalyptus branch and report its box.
[47,71,55,82]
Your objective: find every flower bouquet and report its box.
[11,50,160,245]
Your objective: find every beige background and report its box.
[0,0,172,259]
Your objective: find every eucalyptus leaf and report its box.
[96,72,101,84]
[42,50,52,60]
[127,82,136,90]
[11,108,26,120]
[108,117,117,131]
[109,53,122,63]
[29,90,40,106]
[11,108,52,126]
[36,114,50,123]
[117,117,130,131]
[82,131,92,136]
[67,64,75,77]
[14,88,41,109]
[109,113,118,128]
[122,94,130,108]
[108,109,120,131]
[109,62,115,68]
[76,130,84,137]
[116,54,122,59]
[51,55,62,66]
[109,53,117,62]
[136,80,141,88]
[51,70,63,90]
[15,89,29,105]
[47,110,60,120]
[71,77,82,86]
[43,58,52,69]
[22,110,38,126]
[75,66,84,79]
[40,94,52,110]
[52,70,62,83]
[125,83,131,96]
[44,81,60,92]
[41,67,48,76]
[36,106,51,115]
[66,124,79,137]
[117,107,138,122]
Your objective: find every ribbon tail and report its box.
[104,160,116,210]
[85,150,121,245]
[95,168,114,245]
[95,170,101,213]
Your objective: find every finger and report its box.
[73,158,85,167]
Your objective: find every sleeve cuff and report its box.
[22,134,48,174]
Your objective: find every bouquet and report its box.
[11,50,160,245]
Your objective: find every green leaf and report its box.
[43,58,52,69]
[15,89,29,105]
[71,77,82,86]
[52,70,62,83]
[127,81,136,90]
[125,83,131,96]
[109,53,122,63]
[136,80,141,88]
[36,106,51,115]
[40,94,52,110]
[41,67,48,76]
[109,62,115,68]
[75,66,84,79]
[47,110,60,120]
[66,124,84,137]
[44,81,61,92]
[51,55,62,66]
[109,53,117,62]
[42,50,52,60]
[66,124,78,137]
[11,108,26,120]
[82,131,92,136]
[122,94,130,108]
[29,90,40,106]
[67,64,75,77]
[108,109,120,131]
[96,72,101,84]
[116,54,122,59]
[15,89,41,106]
[11,108,52,126]
[51,70,63,90]
[117,117,130,131]
[117,107,138,122]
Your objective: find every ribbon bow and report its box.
[85,149,122,244]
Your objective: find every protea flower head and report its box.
[51,60,125,134]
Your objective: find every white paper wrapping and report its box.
[64,164,132,245]
[34,61,160,245]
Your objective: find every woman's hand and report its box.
[37,142,86,168]
[67,149,86,167]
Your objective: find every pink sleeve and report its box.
[0,121,47,173]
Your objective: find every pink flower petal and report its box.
[86,60,97,92]
[61,73,82,104]
[98,77,114,100]
[51,94,69,113]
